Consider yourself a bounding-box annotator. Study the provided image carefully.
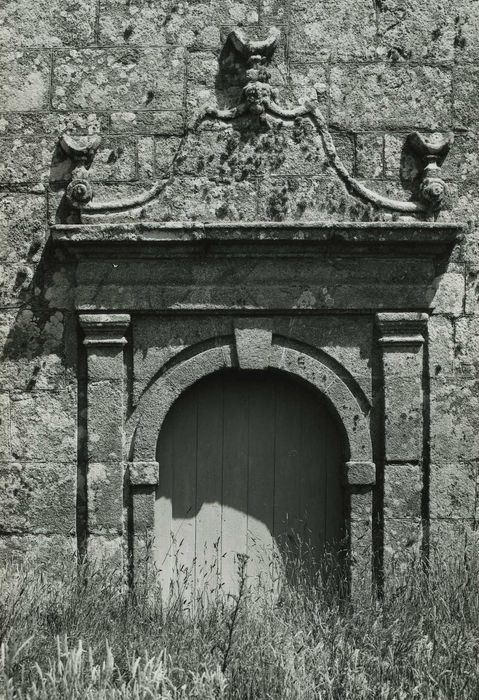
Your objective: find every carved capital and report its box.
[376,312,428,348]
[345,461,376,486]
[128,461,159,486]
[79,313,131,347]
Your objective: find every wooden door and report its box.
[154,369,345,599]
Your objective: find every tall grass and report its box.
[1,543,479,699]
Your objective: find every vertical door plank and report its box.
[300,394,326,563]
[324,409,344,549]
[196,374,224,599]
[274,377,302,563]
[221,373,249,595]
[171,387,198,600]
[155,409,174,599]
[247,374,276,586]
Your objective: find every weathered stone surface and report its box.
[0,462,76,533]
[0,193,46,260]
[110,111,184,136]
[384,519,422,571]
[430,461,477,519]
[427,268,465,317]
[132,489,155,529]
[0,394,11,461]
[257,176,372,222]
[143,176,258,221]
[0,310,73,392]
[384,377,423,463]
[428,315,455,377]
[454,316,479,369]
[234,326,272,369]
[289,0,376,61]
[330,65,452,130]
[356,134,384,179]
[88,461,123,534]
[384,463,422,520]
[99,0,215,47]
[10,390,76,461]
[87,381,124,461]
[52,47,186,111]
[429,519,477,562]
[377,0,456,63]
[129,461,159,486]
[0,534,76,566]
[0,0,96,47]
[430,376,479,463]
[454,65,479,128]
[0,112,107,137]
[0,50,51,111]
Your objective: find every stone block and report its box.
[86,347,125,383]
[455,0,479,63]
[234,326,272,369]
[143,175,258,222]
[0,394,11,461]
[0,0,96,47]
[52,47,186,111]
[428,315,455,377]
[289,0,376,61]
[0,534,76,567]
[88,461,124,534]
[110,111,184,137]
[132,489,155,530]
[429,519,477,562]
[430,462,477,519]
[384,377,423,463]
[376,0,456,63]
[430,376,479,463]
[330,64,452,130]
[129,461,159,486]
[10,390,76,461]
[381,345,423,377]
[99,0,218,48]
[0,112,107,137]
[453,65,479,128]
[0,309,73,393]
[87,380,124,461]
[0,50,51,111]
[454,316,479,369]
[427,269,465,317]
[173,120,353,180]
[384,518,422,571]
[355,134,384,179]
[257,175,372,222]
[0,192,47,267]
[0,462,76,534]
[465,267,479,314]
[384,463,422,520]
[346,462,376,487]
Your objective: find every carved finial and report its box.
[59,133,102,208]
[229,27,280,61]
[407,132,454,213]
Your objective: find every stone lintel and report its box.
[80,313,131,346]
[376,312,428,346]
[345,461,376,486]
[128,461,160,486]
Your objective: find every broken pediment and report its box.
[55,27,455,227]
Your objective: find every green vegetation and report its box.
[1,544,479,699]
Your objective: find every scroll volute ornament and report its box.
[407,132,454,213]
[59,133,102,208]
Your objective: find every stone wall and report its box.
[1,1,479,573]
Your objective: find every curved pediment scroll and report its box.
[58,27,454,224]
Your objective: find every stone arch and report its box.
[131,331,373,470]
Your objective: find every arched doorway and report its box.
[154,369,346,598]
